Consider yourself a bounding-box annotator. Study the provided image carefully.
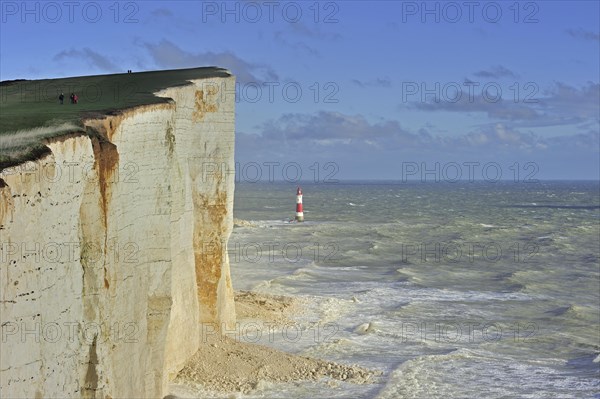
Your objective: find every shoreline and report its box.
[167,291,381,397]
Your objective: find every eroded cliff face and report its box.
[0,76,236,398]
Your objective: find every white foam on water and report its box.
[375,349,599,399]
[228,182,600,398]
[347,202,365,207]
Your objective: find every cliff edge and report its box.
[0,68,236,398]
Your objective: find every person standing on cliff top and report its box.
[73,94,78,104]
[70,93,74,104]
[59,93,64,104]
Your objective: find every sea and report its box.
[228,180,600,399]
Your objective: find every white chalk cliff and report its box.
[0,75,236,398]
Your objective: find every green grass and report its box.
[0,66,231,169]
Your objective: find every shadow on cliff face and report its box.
[83,336,99,399]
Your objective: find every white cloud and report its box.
[53,48,119,72]
[141,40,278,84]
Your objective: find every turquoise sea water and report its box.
[228,181,600,398]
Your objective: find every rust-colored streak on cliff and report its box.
[192,87,219,122]
[193,181,228,324]
[91,138,119,229]
[91,137,119,290]
[0,178,14,227]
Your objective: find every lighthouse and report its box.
[295,187,304,222]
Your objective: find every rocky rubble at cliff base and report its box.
[170,291,382,395]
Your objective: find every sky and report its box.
[1,0,598,180]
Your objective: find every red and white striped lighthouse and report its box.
[295,187,304,222]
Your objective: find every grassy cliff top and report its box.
[0,67,231,169]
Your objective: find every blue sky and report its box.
[1,1,598,180]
